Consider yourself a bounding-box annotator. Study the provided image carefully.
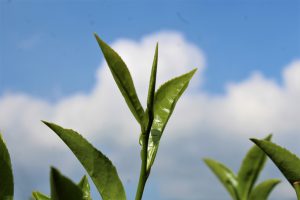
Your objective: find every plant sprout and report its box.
[204,134,280,200]
[32,167,92,200]
[1,34,291,200]
[37,34,197,200]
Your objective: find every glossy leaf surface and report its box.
[94,34,144,125]
[151,68,197,133]
[203,158,238,200]
[251,138,300,185]
[237,134,272,199]
[50,167,83,200]
[43,121,126,200]
[249,179,280,200]
[0,134,14,200]
[32,192,51,200]
[78,175,92,200]
[146,69,197,170]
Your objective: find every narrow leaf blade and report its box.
[50,167,83,200]
[43,121,126,200]
[0,134,14,200]
[251,138,300,185]
[94,34,144,125]
[203,158,239,200]
[146,69,197,170]
[237,134,272,199]
[140,44,159,139]
[32,192,51,200]
[78,175,92,200]
[146,43,158,117]
[249,179,280,200]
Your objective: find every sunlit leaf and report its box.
[43,121,126,200]
[251,138,300,185]
[50,167,83,200]
[237,134,272,199]
[203,158,239,200]
[249,179,280,200]
[0,134,14,200]
[152,68,197,133]
[32,191,50,200]
[94,34,144,125]
[146,69,197,170]
[78,175,92,200]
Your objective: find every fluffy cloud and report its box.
[0,31,299,199]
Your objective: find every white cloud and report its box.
[0,31,300,199]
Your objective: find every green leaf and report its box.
[139,43,159,145]
[152,68,197,133]
[203,158,239,200]
[50,167,83,200]
[237,134,272,199]
[78,175,92,200]
[32,192,50,200]
[146,43,158,119]
[249,179,280,200]
[251,138,300,186]
[146,68,197,170]
[94,34,144,125]
[43,121,126,200]
[0,133,14,200]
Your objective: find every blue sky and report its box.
[2,0,299,99]
[1,0,300,199]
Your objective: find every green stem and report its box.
[135,115,153,200]
[135,46,157,200]
[293,181,300,200]
[233,188,241,200]
[135,138,149,200]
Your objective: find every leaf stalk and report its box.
[135,116,153,200]
[294,182,300,200]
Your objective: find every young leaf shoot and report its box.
[204,134,280,200]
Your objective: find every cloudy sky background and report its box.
[1,0,300,199]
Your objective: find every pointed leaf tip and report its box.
[32,191,51,200]
[249,179,280,200]
[237,134,272,199]
[45,122,126,200]
[94,35,144,126]
[50,167,83,200]
[146,68,198,171]
[251,138,300,185]
[78,175,92,200]
[203,158,238,199]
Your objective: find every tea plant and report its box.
[204,134,280,200]
[251,138,300,200]
[1,34,288,200]
[32,167,92,200]
[0,134,14,200]
[37,34,197,200]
